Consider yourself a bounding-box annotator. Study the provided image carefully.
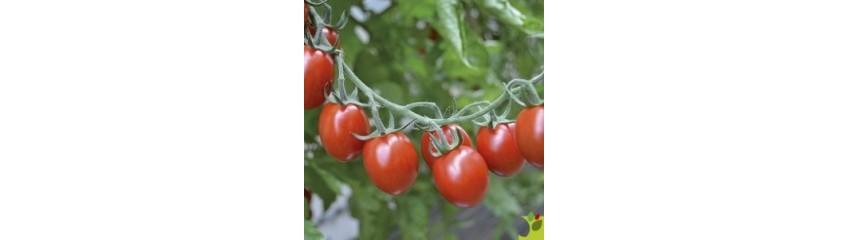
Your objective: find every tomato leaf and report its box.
[304,163,341,211]
[348,182,392,239]
[435,0,471,67]
[474,0,543,35]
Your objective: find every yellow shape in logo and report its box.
[518,212,544,240]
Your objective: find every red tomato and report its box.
[515,106,544,168]
[319,103,370,161]
[308,26,340,47]
[476,123,525,176]
[363,132,419,195]
[432,146,489,207]
[304,45,334,109]
[421,124,472,169]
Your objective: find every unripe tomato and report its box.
[319,103,370,161]
[304,45,334,109]
[363,132,419,195]
[421,124,472,169]
[515,106,544,168]
[476,123,525,176]
[308,26,340,47]
[432,146,489,207]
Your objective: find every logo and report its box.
[518,211,544,240]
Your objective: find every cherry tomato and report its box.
[432,146,489,207]
[308,26,340,47]
[319,103,370,161]
[304,45,334,109]
[363,132,419,195]
[476,123,525,176]
[421,124,472,169]
[516,106,544,168]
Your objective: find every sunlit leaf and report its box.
[435,0,471,67]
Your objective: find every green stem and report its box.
[344,61,543,127]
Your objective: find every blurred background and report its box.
[305,0,543,239]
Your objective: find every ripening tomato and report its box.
[304,45,334,109]
[432,146,489,207]
[515,106,543,168]
[319,103,370,161]
[308,26,340,47]
[476,123,525,176]
[421,124,472,169]
[363,132,419,195]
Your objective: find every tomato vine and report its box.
[304,0,544,239]
[306,3,543,149]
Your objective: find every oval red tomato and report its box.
[309,26,340,47]
[421,124,471,169]
[515,106,544,168]
[319,103,370,161]
[432,146,489,207]
[363,132,419,195]
[304,45,334,109]
[476,123,525,176]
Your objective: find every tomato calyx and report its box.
[304,1,348,52]
[426,126,464,159]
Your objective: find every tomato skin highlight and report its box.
[432,146,489,208]
[363,132,419,195]
[421,124,472,169]
[515,106,544,168]
[318,103,370,161]
[304,45,334,109]
[308,26,340,47]
[476,123,525,176]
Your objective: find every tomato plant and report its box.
[318,102,370,161]
[420,124,471,169]
[304,0,544,239]
[303,45,334,109]
[362,132,419,195]
[476,123,525,176]
[516,106,544,168]
[432,146,489,207]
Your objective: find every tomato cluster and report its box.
[424,111,544,207]
[304,2,340,110]
[305,2,543,207]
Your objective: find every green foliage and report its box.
[304,220,323,240]
[305,0,543,238]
